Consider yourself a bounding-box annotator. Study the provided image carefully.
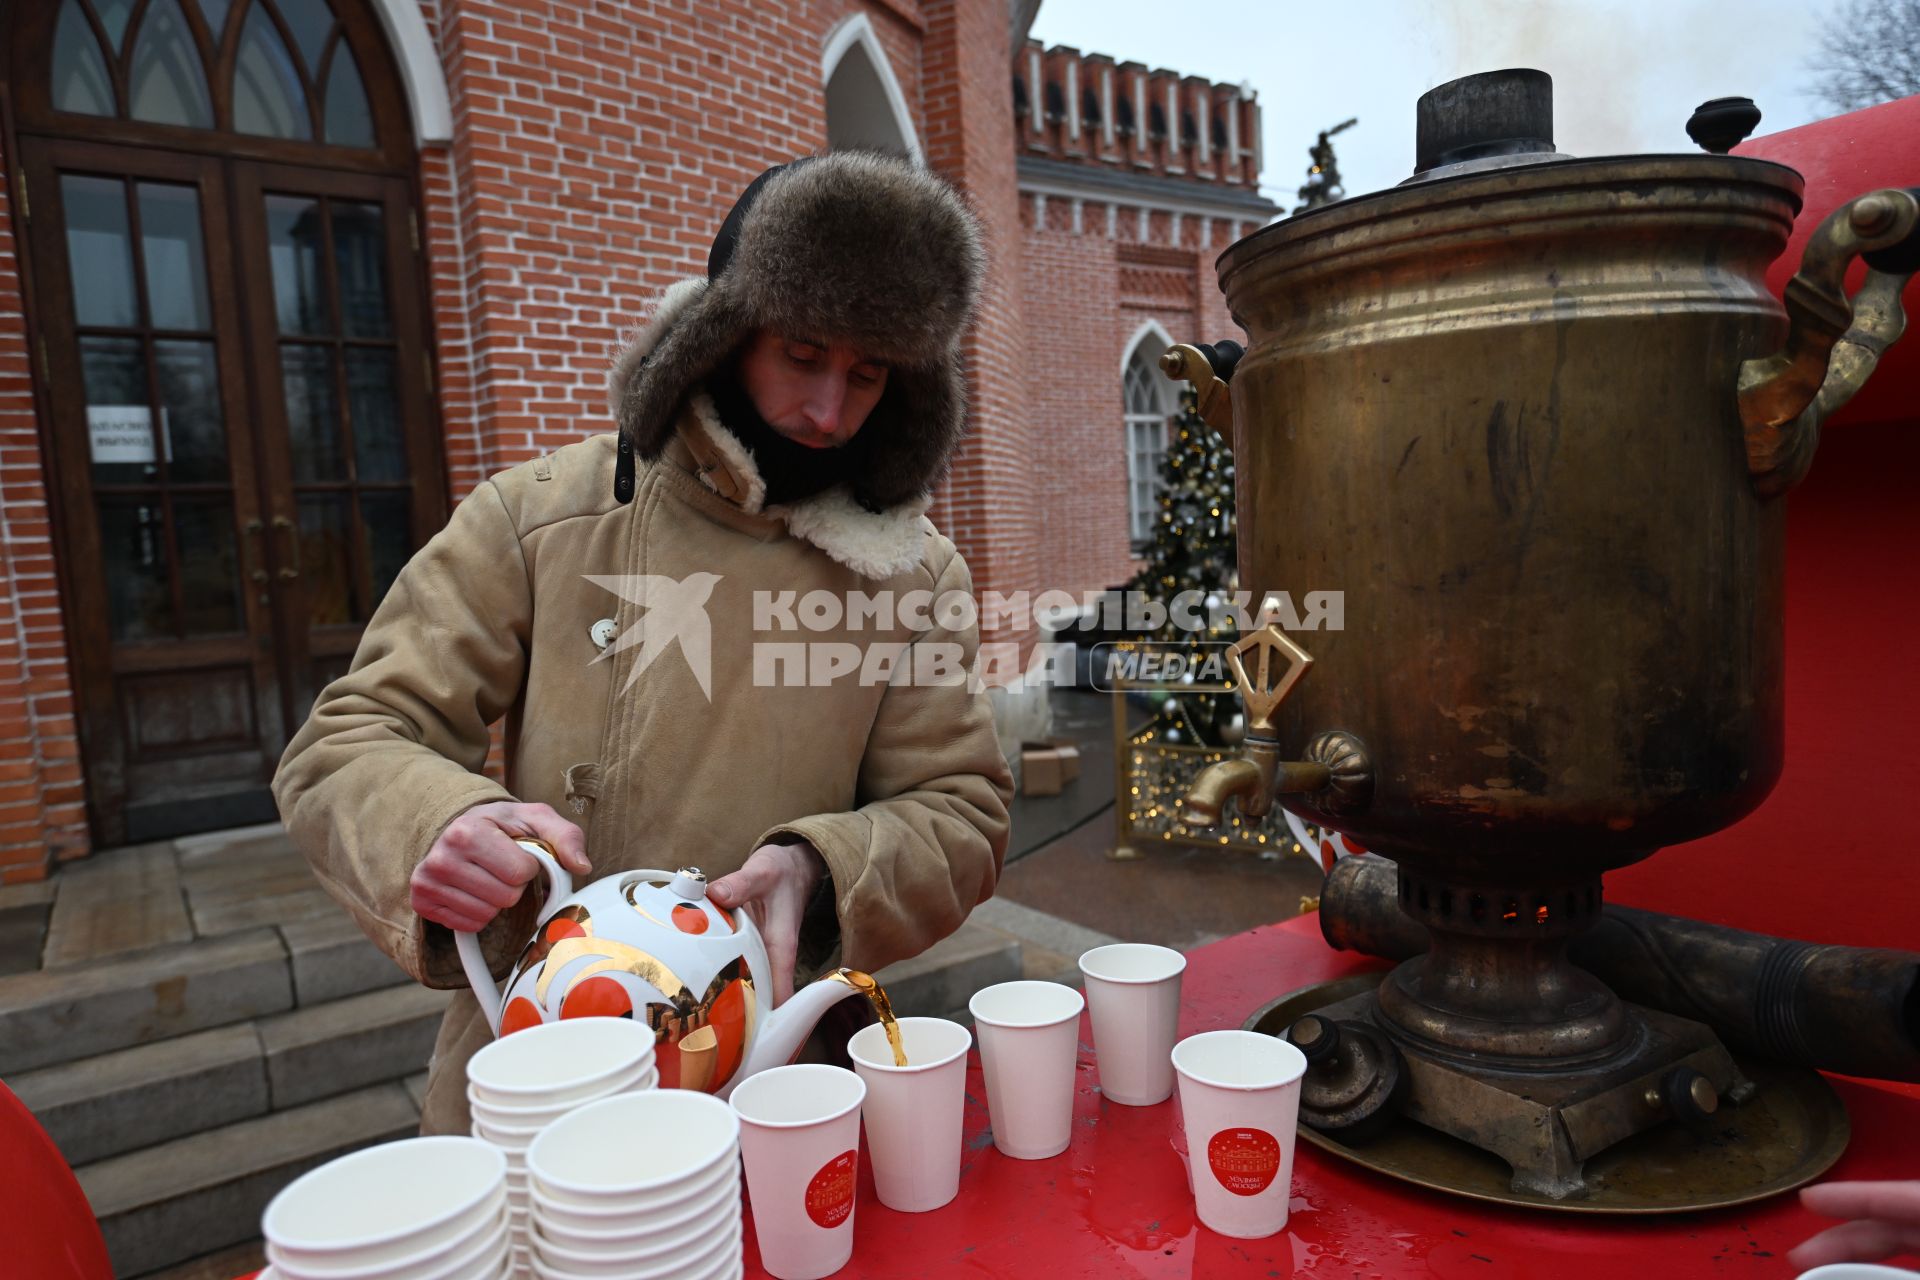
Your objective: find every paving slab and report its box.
[171,822,290,863]
[0,928,292,1074]
[0,877,57,910]
[257,983,450,1109]
[79,1081,420,1278]
[190,884,337,938]
[41,842,193,968]
[279,912,409,1006]
[10,1022,268,1166]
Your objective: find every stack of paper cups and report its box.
[526,1090,744,1280]
[465,1019,658,1270]
[262,1137,511,1279]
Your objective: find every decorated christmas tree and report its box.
[1126,387,1242,749]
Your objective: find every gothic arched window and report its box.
[1123,332,1177,547]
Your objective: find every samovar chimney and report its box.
[1412,68,1561,180]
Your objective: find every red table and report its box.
[738,915,1918,1280]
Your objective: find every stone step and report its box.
[258,983,451,1110]
[278,912,411,1006]
[0,928,292,1075]
[78,1081,420,1279]
[11,982,448,1167]
[9,1023,268,1168]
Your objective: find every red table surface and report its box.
[731,915,1917,1280]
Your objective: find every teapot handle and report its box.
[1739,187,1920,497]
[455,839,575,1033]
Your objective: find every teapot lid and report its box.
[670,868,707,901]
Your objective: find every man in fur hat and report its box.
[273,152,1014,1135]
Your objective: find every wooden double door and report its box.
[25,137,446,843]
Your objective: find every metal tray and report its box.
[1246,974,1851,1214]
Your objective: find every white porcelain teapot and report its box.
[456,840,873,1099]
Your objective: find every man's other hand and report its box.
[1789,1180,1920,1270]
[410,801,590,933]
[708,842,828,1006]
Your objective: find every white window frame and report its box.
[1121,321,1177,550]
[821,13,923,163]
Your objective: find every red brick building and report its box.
[0,0,1274,878]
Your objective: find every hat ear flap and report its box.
[615,278,752,458]
[853,361,966,510]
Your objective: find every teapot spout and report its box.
[717,969,871,1100]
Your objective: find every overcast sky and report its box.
[1028,0,1832,211]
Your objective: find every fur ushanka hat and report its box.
[609,152,986,511]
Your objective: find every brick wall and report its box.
[1018,192,1251,605]
[0,130,87,883]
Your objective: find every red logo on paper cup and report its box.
[805,1150,858,1228]
[1207,1128,1281,1196]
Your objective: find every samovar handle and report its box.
[1739,186,1920,497]
[1159,341,1243,436]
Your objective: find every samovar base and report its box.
[1250,974,1850,1213]
[1313,988,1745,1199]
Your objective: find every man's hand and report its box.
[410,801,591,933]
[708,842,828,1007]
[1789,1180,1920,1270]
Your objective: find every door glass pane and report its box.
[97,499,172,640]
[62,176,138,328]
[234,6,312,140]
[155,341,228,483]
[344,349,404,481]
[324,43,376,149]
[359,492,411,612]
[298,496,358,625]
[80,335,158,485]
[195,0,233,44]
[52,1,115,116]
[266,195,327,334]
[128,0,214,129]
[173,499,243,634]
[277,0,335,76]
[281,345,344,481]
[96,0,138,50]
[332,202,390,337]
[138,183,211,331]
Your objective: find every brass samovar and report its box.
[1164,70,1919,1201]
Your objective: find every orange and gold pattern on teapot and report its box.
[456,843,869,1099]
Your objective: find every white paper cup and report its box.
[1078,944,1186,1106]
[1794,1269,1920,1280]
[846,1018,971,1212]
[730,1064,866,1280]
[968,981,1085,1160]
[263,1137,506,1270]
[1170,1030,1308,1238]
[528,1090,739,1207]
[530,1222,741,1280]
[467,1018,656,1107]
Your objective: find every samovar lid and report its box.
[1410,68,1572,182]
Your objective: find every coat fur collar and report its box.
[612,279,930,581]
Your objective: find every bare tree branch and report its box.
[1807,0,1920,113]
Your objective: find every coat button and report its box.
[589,618,618,649]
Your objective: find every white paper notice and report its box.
[88,405,172,465]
